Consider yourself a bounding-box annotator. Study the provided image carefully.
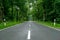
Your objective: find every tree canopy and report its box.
[0,0,60,23]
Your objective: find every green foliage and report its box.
[0,0,28,22]
[33,0,60,24]
[0,0,60,24]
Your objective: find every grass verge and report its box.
[0,21,21,29]
[37,21,60,28]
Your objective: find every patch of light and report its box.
[30,7,33,11]
[30,3,32,6]
[34,1,36,3]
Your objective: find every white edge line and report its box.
[47,26,60,31]
[38,23,60,31]
[0,21,32,31]
[40,23,60,31]
[0,23,21,31]
[44,25,60,31]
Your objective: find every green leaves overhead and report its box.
[33,0,60,23]
[0,0,60,23]
[0,0,28,21]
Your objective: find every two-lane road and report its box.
[0,21,60,40]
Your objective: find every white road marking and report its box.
[29,21,33,22]
[29,24,31,27]
[27,30,31,40]
[48,26,60,31]
[0,23,21,31]
[36,22,60,31]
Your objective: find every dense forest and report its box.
[0,0,60,23]
[0,0,28,23]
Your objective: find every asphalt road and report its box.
[0,21,60,40]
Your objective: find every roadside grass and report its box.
[0,21,20,29]
[37,21,60,28]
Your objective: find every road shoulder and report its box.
[35,21,60,31]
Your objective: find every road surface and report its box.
[0,21,60,40]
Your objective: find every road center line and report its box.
[27,30,31,40]
[27,24,31,40]
[29,24,31,27]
